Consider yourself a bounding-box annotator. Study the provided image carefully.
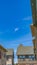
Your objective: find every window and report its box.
[19,56,25,59]
[25,55,29,58]
[23,56,25,59]
[19,56,22,59]
[32,56,34,60]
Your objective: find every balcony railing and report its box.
[18,59,37,63]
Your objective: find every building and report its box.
[0,45,14,65]
[6,49,14,65]
[30,25,37,60]
[29,0,37,65]
[30,0,37,60]
[0,45,7,65]
[31,0,37,25]
[16,44,37,65]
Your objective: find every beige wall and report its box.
[6,59,12,65]
[6,55,13,65]
[6,58,12,65]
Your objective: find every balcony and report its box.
[18,59,34,62]
[18,60,37,65]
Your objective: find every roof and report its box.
[16,44,34,55]
[0,45,7,52]
[6,49,14,55]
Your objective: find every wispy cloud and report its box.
[17,16,32,22]
[14,28,19,32]
[22,16,32,21]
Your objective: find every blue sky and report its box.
[0,0,33,63]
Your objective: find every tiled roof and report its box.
[6,49,14,55]
[0,45,7,52]
[16,44,34,55]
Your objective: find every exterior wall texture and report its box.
[6,55,13,65]
[0,49,6,65]
[6,49,14,65]
[30,25,37,60]
[18,63,37,65]
[18,61,37,65]
[6,56,14,65]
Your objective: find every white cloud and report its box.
[14,28,19,32]
[23,16,32,21]
[16,16,32,22]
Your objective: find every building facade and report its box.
[6,49,14,65]
[30,0,37,60]
[31,0,37,25]
[29,0,37,65]
[30,25,37,60]
[16,44,37,65]
[0,45,7,65]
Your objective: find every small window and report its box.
[23,56,25,59]
[19,56,22,58]
[25,55,29,58]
